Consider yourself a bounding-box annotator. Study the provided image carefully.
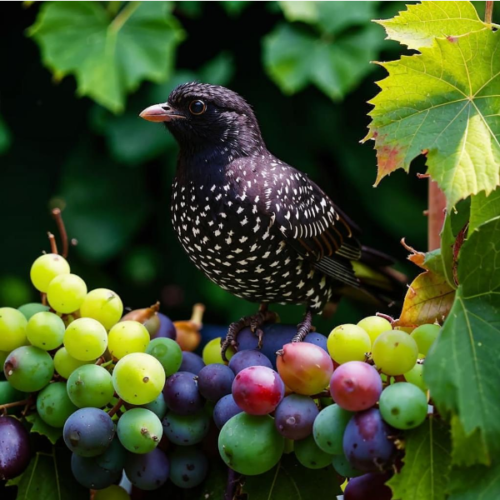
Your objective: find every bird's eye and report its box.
[189,100,207,116]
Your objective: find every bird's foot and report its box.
[292,309,314,343]
[221,304,277,361]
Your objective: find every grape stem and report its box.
[51,208,69,258]
[427,179,447,251]
[224,467,240,500]
[108,398,123,418]
[190,303,205,327]
[47,232,58,254]
[485,0,494,24]
[0,396,35,416]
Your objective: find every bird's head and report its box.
[140,82,264,160]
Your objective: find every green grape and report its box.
[0,381,26,409]
[64,318,107,361]
[108,321,149,360]
[331,452,363,478]
[30,253,70,292]
[18,303,50,320]
[36,381,77,428]
[295,434,334,469]
[218,413,284,475]
[327,324,371,364]
[404,363,427,392]
[80,289,124,330]
[54,347,91,379]
[357,316,392,344]
[112,353,165,405]
[145,338,182,376]
[94,485,130,500]
[117,408,163,454]
[411,324,440,356]
[372,330,418,375]
[313,404,352,455]
[202,337,234,364]
[379,382,428,429]
[143,393,168,420]
[67,365,114,408]
[47,274,87,314]
[4,346,54,392]
[26,312,65,351]
[0,307,28,352]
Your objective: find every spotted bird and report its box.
[140,83,400,356]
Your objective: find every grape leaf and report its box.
[376,1,486,50]
[29,2,185,113]
[469,186,500,232]
[425,217,500,465]
[264,22,382,100]
[220,1,250,17]
[242,454,342,499]
[448,461,500,500]
[25,413,62,445]
[364,28,500,209]
[0,115,11,155]
[388,418,451,500]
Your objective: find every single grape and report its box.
[36,381,77,428]
[213,394,243,430]
[71,453,122,490]
[331,452,363,478]
[162,410,210,445]
[379,382,428,429]
[411,324,440,356]
[112,353,165,405]
[54,347,90,379]
[67,364,114,408]
[63,408,115,457]
[0,416,31,480]
[304,332,329,352]
[228,349,273,375]
[313,404,352,455]
[117,408,163,454]
[274,394,319,440]
[0,307,28,352]
[108,321,149,360]
[343,408,396,472]
[295,434,333,469]
[329,361,382,412]
[202,337,234,364]
[125,448,170,491]
[277,343,333,395]
[357,316,392,344]
[95,437,127,473]
[146,337,182,376]
[344,472,393,500]
[143,392,168,420]
[26,311,65,350]
[18,302,50,320]
[156,312,177,340]
[404,363,427,392]
[64,318,107,361]
[47,273,87,314]
[94,485,130,500]
[218,413,284,475]
[179,351,205,375]
[372,330,418,375]
[163,371,204,415]
[327,324,371,364]
[198,363,235,402]
[169,446,208,489]
[80,289,124,330]
[30,253,70,292]
[232,366,284,415]
[4,346,54,392]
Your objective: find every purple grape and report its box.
[71,453,122,490]
[162,410,210,446]
[169,446,208,489]
[197,364,234,402]
[304,332,328,352]
[274,394,319,440]
[213,394,243,429]
[344,472,393,500]
[63,408,115,457]
[343,408,396,472]
[163,372,204,416]
[155,313,177,340]
[125,448,170,491]
[228,350,273,375]
[179,352,205,375]
[0,416,31,480]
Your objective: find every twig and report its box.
[224,468,240,500]
[51,208,69,258]
[485,0,494,25]
[108,398,123,418]
[428,179,447,251]
[47,232,58,254]
[0,396,34,416]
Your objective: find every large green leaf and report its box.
[29,2,185,113]
[448,461,500,500]
[377,1,486,50]
[242,454,341,499]
[469,186,500,232]
[388,418,451,500]
[425,217,500,465]
[26,413,62,445]
[365,28,500,209]
[263,22,382,100]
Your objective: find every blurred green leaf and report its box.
[29,1,185,113]
[121,246,162,286]
[0,115,11,154]
[263,22,382,100]
[220,1,251,17]
[449,461,500,500]
[175,1,203,18]
[199,52,235,87]
[279,1,318,24]
[0,276,33,308]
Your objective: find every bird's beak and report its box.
[139,103,185,123]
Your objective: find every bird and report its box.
[140,82,401,358]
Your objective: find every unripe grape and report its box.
[53,347,91,379]
[30,253,70,292]
[108,321,149,360]
[0,308,27,352]
[372,330,418,375]
[328,324,371,364]
[26,312,65,351]
[64,318,107,361]
[47,274,87,314]
[80,289,123,330]
[411,324,440,356]
[357,316,392,344]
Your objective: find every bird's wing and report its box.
[263,163,361,288]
